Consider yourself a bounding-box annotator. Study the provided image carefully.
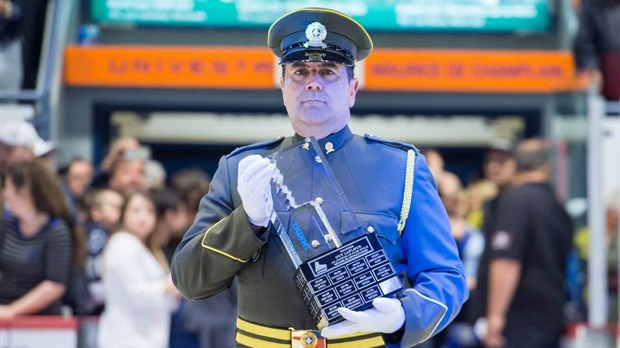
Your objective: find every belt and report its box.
[236,317,385,348]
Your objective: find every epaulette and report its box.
[364,134,420,153]
[228,137,285,157]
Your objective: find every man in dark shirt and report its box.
[573,0,620,101]
[482,139,573,348]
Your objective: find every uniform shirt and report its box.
[172,126,468,347]
[483,183,573,345]
[0,215,72,315]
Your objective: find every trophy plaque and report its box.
[268,137,403,329]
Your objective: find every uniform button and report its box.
[315,156,322,163]
[311,240,320,248]
[366,226,375,233]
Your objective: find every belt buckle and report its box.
[290,328,326,348]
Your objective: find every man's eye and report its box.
[293,69,307,76]
[321,69,335,75]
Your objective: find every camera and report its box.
[123,146,151,161]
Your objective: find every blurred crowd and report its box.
[423,140,619,348]
[0,120,237,348]
[1,117,618,347]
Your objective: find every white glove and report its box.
[237,155,275,227]
[321,297,405,338]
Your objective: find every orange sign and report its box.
[64,45,276,89]
[64,45,582,93]
[364,49,579,93]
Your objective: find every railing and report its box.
[0,0,65,139]
[0,316,78,348]
[587,89,620,348]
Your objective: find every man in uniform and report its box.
[172,8,468,348]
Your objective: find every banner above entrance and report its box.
[64,45,582,93]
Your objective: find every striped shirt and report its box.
[0,215,72,315]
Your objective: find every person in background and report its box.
[107,152,146,196]
[170,169,211,220]
[466,180,498,230]
[81,187,124,315]
[482,139,515,190]
[91,137,146,195]
[573,0,620,101]
[0,121,37,178]
[150,187,199,348]
[574,191,620,322]
[0,160,84,317]
[0,0,23,92]
[145,159,167,189]
[168,170,239,348]
[151,187,188,263]
[441,185,485,348]
[66,158,95,202]
[470,140,517,346]
[483,139,573,348]
[603,192,619,322]
[98,190,179,348]
[424,148,463,200]
[62,158,95,222]
[172,8,467,347]
[468,139,516,234]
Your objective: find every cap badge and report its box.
[304,22,327,48]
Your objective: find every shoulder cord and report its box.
[397,149,416,235]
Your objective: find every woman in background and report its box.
[0,160,82,317]
[98,190,179,348]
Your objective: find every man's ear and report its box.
[349,78,360,107]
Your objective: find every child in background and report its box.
[150,188,188,263]
[98,191,179,348]
[82,188,124,315]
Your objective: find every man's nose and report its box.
[305,73,323,91]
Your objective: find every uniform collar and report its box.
[294,126,352,155]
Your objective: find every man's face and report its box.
[109,159,145,195]
[280,62,359,139]
[484,150,516,187]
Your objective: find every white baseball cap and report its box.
[34,136,56,157]
[0,121,38,149]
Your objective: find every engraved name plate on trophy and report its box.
[268,137,403,329]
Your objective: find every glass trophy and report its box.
[267,137,403,329]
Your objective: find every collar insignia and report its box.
[325,142,334,154]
